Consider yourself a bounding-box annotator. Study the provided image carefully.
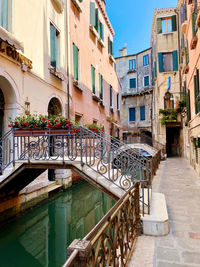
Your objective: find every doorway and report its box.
[166,127,180,157]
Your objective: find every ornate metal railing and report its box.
[63,181,141,267]
[0,127,151,214]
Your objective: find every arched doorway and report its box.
[48,97,62,116]
[47,97,62,181]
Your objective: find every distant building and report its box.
[115,47,152,138]
[151,7,181,156]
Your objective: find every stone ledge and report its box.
[142,192,169,236]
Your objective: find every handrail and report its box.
[64,181,141,267]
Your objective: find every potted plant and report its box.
[159,109,178,125]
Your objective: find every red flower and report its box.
[47,123,52,128]
[55,119,58,123]
[33,124,37,128]
[19,126,22,129]
[14,121,18,125]
[23,121,29,126]
[8,124,12,127]
[42,117,46,122]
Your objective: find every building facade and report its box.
[115,47,152,138]
[151,7,182,157]
[69,0,121,137]
[177,0,200,175]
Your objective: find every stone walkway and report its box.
[128,157,200,267]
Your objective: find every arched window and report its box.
[164,92,174,109]
[48,97,62,116]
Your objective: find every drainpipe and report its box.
[66,0,71,119]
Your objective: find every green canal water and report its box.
[0,181,115,267]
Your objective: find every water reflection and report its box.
[0,181,115,267]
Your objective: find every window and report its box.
[143,55,149,66]
[130,78,136,89]
[140,106,145,121]
[110,86,113,107]
[164,92,174,109]
[99,22,104,41]
[0,0,11,31]
[73,44,79,81]
[157,16,177,34]
[99,73,103,100]
[50,23,59,68]
[144,76,149,87]
[129,59,136,70]
[108,37,113,56]
[129,108,136,122]
[194,69,200,114]
[91,65,95,94]
[117,93,119,110]
[90,2,98,32]
[158,51,178,72]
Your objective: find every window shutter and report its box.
[91,65,95,94]
[130,79,136,89]
[99,74,103,99]
[110,86,113,107]
[129,108,135,122]
[110,40,113,56]
[154,60,157,77]
[1,0,8,30]
[50,24,57,68]
[158,53,163,73]
[172,15,177,31]
[117,93,119,110]
[194,75,198,114]
[108,37,110,54]
[73,44,78,80]
[185,41,189,65]
[157,18,162,34]
[173,50,178,71]
[192,12,197,36]
[90,2,95,26]
[196,69,200,112]
[140,106,145,121]
[100,22,104,41]
[95,8,98,32]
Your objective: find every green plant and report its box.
[85,123,104,133]
[159,109,178,125]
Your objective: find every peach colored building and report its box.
[69,0,121,137]
[178,0,200,175]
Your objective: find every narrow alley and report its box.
[129,157,200,267]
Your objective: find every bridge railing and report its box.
[63,181,141,267]
[0,127,152,214]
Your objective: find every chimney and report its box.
[119,47,127,57]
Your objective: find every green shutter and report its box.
[95,8,98,32]
[110,40,113,56]
[91,65,95,94]
[90,2,95,26]
[108,37,110,53]
[50,24,57,68]
[172,15,177,31]
[192,12,197,36]
[194,75,198,114]
[187,89,191,122]
[173,50,178,71]
[185,41,189,65]
[154,59,157,77]
[99,74,103,99]
[100,22,104,41]
[158,53,163,73]
[157,18,162,34]
[73,44,78,80]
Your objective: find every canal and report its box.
[0,180,115,267]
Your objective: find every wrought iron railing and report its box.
[63,181,141,267]
[0,127,152,214]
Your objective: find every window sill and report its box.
[73,79,83,91]
[98,37,105,47]
[161,32,173,35]
[89,25,99,38]
[71,0,82,12]
[127,69,136,74]
[92,93,101,102]
[49,66,64,81]
[109,54,116,63]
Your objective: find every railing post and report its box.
[134,181,142,236]
[12,129,15,168]
[80,127,83,166]
[67,239,91,267]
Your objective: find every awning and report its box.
[0,26,24,52]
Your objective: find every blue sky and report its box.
[106,0,177,57]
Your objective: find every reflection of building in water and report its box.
[0,182,115,266]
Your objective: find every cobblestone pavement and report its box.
[128,157,200,267]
